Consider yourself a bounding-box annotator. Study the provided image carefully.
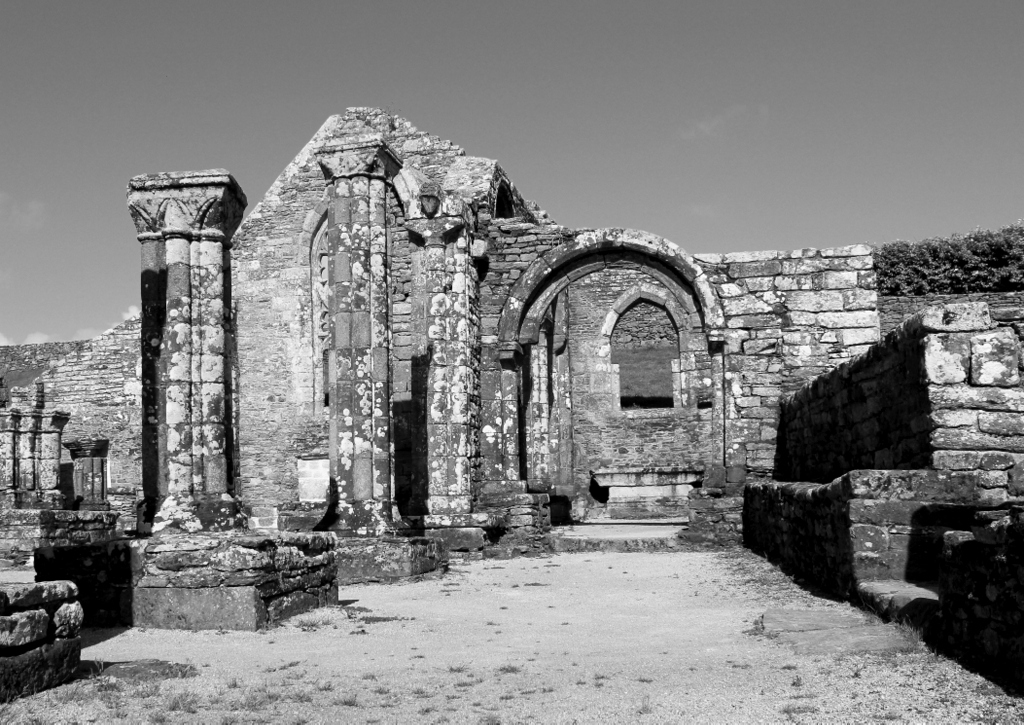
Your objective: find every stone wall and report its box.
[879,292,1024,335]
[0,510,117,567]
[611,301,678,347]
[938,507,1024,680]
[745,470,987,597]
[695,245,878,476]
[778,302,1024,484]
[0,341,85,381]
[0,581,82,701]
[0,320,140,527]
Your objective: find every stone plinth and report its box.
[0,581,82,701]
[37,532,337,631]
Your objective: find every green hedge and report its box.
[875,224,1024,296]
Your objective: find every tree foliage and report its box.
[875,224,1024,296]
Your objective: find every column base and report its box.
[150,493,241,536]
[319,499,394,537]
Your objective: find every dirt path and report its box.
[4,548,1022,724]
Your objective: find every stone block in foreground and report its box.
[0,581,81,701]
[38,532,338,631]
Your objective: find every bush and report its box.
[875,223,1024,296]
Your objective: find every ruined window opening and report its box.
[66,440,108,509]
[494,182,515,219]
[611,301,678,409]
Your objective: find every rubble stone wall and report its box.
[939,507,1024,679]
[778,302,1024,485]
[0,581,82,701]
[745,471,986,597]
[695,245,879,475]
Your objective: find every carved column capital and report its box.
[127,169,247,247]
[317,136,402,182]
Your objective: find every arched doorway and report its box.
[496,229,726,522]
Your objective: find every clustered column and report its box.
[128,170,246,532]
[317,141,401,528]
[405,184,482,516]
[0,381,69,509]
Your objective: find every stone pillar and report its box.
[317,140,401,534]
[405,184,487,517]
[128,169,246,533]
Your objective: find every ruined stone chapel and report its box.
[0,108,914,551]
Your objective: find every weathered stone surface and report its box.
[52,601,84,639]
[335,537,446,584]
[0,637,79,702]
[915,302,993,333]
[0,581,77,612]
[0,610,49,648]
[133,586,267,631]
[970,328,1020,387]
[923,334,969,384]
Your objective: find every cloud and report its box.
[678,104,768,141]
[122,305,141,320]
[0,332,12,346]
[22,332,51,345]
[0,192,45,232]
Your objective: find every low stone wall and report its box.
[879,292,1024,336]
[778,303,1024,483]
[744,471,988,597]
[0,581,82,701]
[36,532,337,630]
[938,507,1024,680]
[0,509,118,567]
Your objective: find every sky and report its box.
[1,0,1023,344]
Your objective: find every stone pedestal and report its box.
[127,170,247,534]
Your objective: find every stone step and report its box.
[856,579,940,630]
[760,608,915,656]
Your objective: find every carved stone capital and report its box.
[127,169,247,247]
[317,136,402,183]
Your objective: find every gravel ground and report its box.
[2,547,1022,724]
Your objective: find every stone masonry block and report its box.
[728,260,782,278]
[970,328,1020,387]
[923,335,970,384]
[916,302,993,333]
[978,411,1024,437]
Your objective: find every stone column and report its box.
[405,185,483,516]
[128,170,246,533]
[317,140,401,534]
